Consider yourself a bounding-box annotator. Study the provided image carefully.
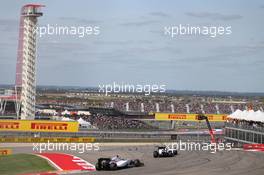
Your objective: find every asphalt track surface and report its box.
[5,143,264,175]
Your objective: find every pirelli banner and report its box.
[0,120,79,132]
[155,113,227,122]
[0,137,95,143]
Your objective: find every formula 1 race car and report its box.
[95,155,144,171]
[153,146,178,158]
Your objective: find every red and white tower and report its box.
[16,4,44,119]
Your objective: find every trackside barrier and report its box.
[243,144,264,151]
[0,137,95,143]
[155,113,227,122]
[0,120,79,132]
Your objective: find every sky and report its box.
[0,0,264,92]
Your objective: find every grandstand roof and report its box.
[228,109,264,122]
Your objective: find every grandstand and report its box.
[225,110,264,146]
[2,91,264,131]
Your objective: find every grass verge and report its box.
[0,153,55,175]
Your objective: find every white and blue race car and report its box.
[153,146,178,158]
[95,155,144,171]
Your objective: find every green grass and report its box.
[0,153,55,175]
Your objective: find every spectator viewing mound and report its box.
[84,114,157,130]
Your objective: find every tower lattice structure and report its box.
[15,4,44,119]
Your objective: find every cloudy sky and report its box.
[0,0,264,92]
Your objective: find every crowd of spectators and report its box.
[2,95,264,116]
[226,118,264,133]
[202,103,216,114]
[104,99,264,114]
[81,114,157,130]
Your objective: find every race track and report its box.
[5,143,264,175]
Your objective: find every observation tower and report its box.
[15,4,44,119]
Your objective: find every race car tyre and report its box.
[174,150,178,155]
[153,151,159,158]
[134,159,141,167]
[96,163,101,171]
[168,151,173,157]
[110,162,117,170]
